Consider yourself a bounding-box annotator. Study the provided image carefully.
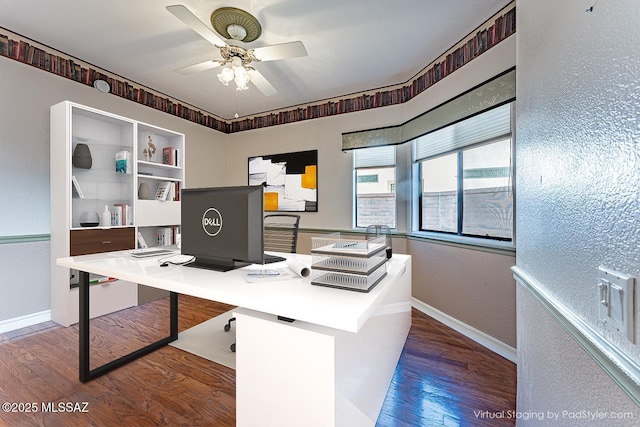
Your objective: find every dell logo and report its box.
[202,208,222,236]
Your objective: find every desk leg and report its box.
[79,271,179,383]
[79,271,90,382]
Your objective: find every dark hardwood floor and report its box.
[0,296,516,426]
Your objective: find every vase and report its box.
[72,143,92,169]
[79,211,99,227]
[138,182,150,200]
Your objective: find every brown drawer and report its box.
[70,227,135,256]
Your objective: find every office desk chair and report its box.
[224,214,301,352]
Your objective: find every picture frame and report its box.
[248,149,317,212]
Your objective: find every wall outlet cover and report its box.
[598,267,635,343]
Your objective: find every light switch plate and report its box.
[598,267,635,343]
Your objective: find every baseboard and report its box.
[411,298,517,363]
[0,310,51,334]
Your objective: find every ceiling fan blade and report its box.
[166,4,226,47]
[175,60,222,75]
[252,41,307,62]
[247,69,277,96]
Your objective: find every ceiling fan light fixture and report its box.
[217,66,234,85]
[233,65,250,91]
[217,57,251,91]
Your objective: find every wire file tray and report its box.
[310,233,388,292]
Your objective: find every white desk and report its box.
[57,251,412,427]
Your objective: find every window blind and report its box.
[414,102,511,161]
[354,145,396,168]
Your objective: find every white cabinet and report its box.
[50,101,185,326]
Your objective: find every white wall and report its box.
[516,0,640,422]
[0,55,225,321]
[224,36,516,231]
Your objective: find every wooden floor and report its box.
[0,296,516,426]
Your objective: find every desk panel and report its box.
[235,258,411,427]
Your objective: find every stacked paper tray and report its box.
[310,233,388,292]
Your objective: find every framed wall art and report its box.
[248,149,317,212]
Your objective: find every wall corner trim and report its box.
[512,266,640,406]
[412,297,517,363]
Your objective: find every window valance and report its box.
[341,68,515,151]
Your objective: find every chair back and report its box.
[264,214,300,253]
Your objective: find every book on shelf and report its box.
[173,181,180,201]
[162,147,174,166]
[168,182,175,201]
[137,231,148,249]
[173,225,181,246]
[71,176,84,199]
[110,205,122,226]
[155,181,171,201]
[114,203,132,226]
[162,146,180,167]
[157,227,174,246]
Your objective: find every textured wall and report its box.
[517,0,640,421]
[517,287,638,425]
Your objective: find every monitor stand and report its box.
[185,256,250,272]
[263,253,286,264]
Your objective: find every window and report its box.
[420,153,458,233]
[354,146,396,229]
[462,139,512,238]
[415,103,513,241]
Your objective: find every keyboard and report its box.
[129,248,176,258]
[263,253,286,264]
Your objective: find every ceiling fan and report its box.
[167,4,307,96]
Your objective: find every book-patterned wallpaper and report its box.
[0,4,514,134]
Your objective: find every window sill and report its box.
[300,228,516,256]
[406,231,516,255]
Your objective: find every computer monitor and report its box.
[181,185,264,271]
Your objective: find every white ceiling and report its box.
[1,0,511,120]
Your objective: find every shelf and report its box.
[70,225,134,231]
[70,277,119,289]
[73,168,132,177]
[72,197,133,202]
[138,160,182,170]
[137,174,182,182]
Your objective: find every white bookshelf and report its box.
[50,101,185,326]
[136,122,184,248]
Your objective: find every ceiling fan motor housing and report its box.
[210,7,262,42]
